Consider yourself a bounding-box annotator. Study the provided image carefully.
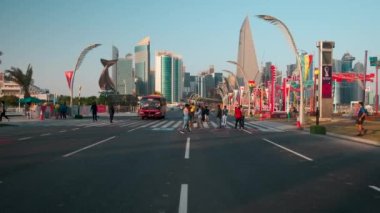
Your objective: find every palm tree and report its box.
[5,64,33,98]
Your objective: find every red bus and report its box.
[138,95,167,119]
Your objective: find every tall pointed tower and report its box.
[237,16,260,87]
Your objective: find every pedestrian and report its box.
[204,105,209,122]
[54,103,60,119]
[0,101,10,121]
[180,104,191,133]
[59,102,67,119]
[90,102,98,121]
[234,106,242,129]
[108,103,115,123]
[189,103,195,128]
[356,101,368,136]
[240,105,245,129]
[216,104,222,128]
[222,105,228,127]
[195,105,203,128]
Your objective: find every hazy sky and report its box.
[0,0,379,96]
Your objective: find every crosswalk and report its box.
[73,119,286,132]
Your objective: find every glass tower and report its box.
[134,37,151,96]
[116,54,134,95]
[341,53,355,104]
[155,51,183,103]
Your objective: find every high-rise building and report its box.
[214,72,223,88]
[333,59,342,105]
[237,16,260,87]
[353,62,365,102]
[134,37,151,96]
[340,53,356,104]
[112,46,119,88]
[115,54,134,95]
[155,51,184,103]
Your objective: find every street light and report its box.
[227,60,256,116]
[257,15,304,127]
[369,56,380,114]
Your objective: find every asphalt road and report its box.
[0,110,379,213]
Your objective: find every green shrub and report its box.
[310,125,326,135]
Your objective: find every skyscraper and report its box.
[341,53,356,104]
[134,37,151,96]
[237,16,260,87]
[116,54,134,95]
[155,51,184,103]
[112,46,119,88]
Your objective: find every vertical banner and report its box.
[322,65,332,98]
[65,70,74,89]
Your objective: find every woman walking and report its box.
[180,104,191,133]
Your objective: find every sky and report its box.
[0,0,379,97]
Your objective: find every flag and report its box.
[65,70,74,89]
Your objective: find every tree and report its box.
[5,64,33,98]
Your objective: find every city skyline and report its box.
[0,0,379,96]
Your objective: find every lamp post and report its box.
[248,80,255,117]
[77,85,82,116]
[257,15,304,127]
[227,60,252,116]
[369,56,380,114]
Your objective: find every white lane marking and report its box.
[242,129,252,134]
[120,120,144,127]
[248,122,284,132]
[72,128,80,131]
[151,120,167,128]
[62,136,116,158]
[369,185,380,192]
[128,125,145,132]
[185,137,190,159]
[262,138,313,162]
[210,121,217,128]
[141,120,160,127]
[18,137,32,141]
[40,133,51,136]
[162,120,175,128]
[178,184,188,213]
[59,130,67,133]
[173,121,182,128]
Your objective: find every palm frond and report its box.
[74,44,101,71]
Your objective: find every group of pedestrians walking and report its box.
[180,103,246,133]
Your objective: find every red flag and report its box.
[65,70,74,89]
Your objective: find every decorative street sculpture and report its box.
[99,59,117,91]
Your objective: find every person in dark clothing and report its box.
[109,104,115,123]
[90,102,98,121]
[216,104,222,128]
[234,106,242,129]
[0,101,10,121]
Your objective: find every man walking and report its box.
[222,105,228,127]
[0,101,10,121]
[90,102,98,121]
[356,101,367,136]
[108,103,115,123]
[216,104,222,128]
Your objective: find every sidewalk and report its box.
[264,116,380,146]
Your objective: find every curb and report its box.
[325,132,380,147]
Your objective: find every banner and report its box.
[65,70,74,89]
[322,65,332,98]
